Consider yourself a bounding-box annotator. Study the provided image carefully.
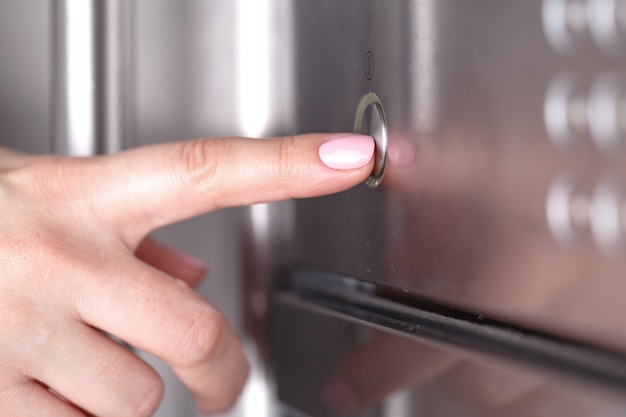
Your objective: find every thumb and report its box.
[92,133,374,245]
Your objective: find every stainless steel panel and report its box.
[253,0,626,356]
[133,0,295,145]
[0,0,51,154]
[51,0,135,156]
[132,1,295,416]
[4,0,626,415]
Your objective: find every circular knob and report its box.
[588,0,626,55]
[591,176,626,255]
[547,174,591,247]
[588,72,626,157]
[354,92,389,188]
[545,74,589,150]
[543,0,590,54]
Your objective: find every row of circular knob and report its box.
[548,174,626,255]
[545,71,626,156]
[543,0,626,56]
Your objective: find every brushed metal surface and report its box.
[273,293,626,417]
[254,0,626,356]
[3,0,626,416]
[132,1,295,416]
[0,0,51,154]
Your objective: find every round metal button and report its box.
[544,74,589,150]
[588,72,626,157]
[588,0,626,55]
[591,176,626,255]
[354,92,389,188]
[543,0,590,54]
[547,174,591,247]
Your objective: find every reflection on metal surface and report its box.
[287,269,626,390]
[236,0,271,137]
[235,0,295,137]
[273,283,626,417]
[354,92,388,188]
[239,341,276,417]
[410,0,439,133]
[382,390,413,417]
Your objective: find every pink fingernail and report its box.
[174,249,206,271]
[319,135,375,170]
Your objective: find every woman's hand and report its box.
[0,134,374,417]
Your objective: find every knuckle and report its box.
[215,393,240,414]
[178,305,225,366]
[126,374,164,417]
[5,155,65,191]
[274,136,301,181]
[2,155,91,218]
[176,139,224,190]
[207,345,250,414]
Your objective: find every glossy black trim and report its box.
[284,268,626,391]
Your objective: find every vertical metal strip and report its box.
[51,0,133,156]
[100,0,135,154]
[51,0,96,156]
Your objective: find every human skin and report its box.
[0,133,374,417]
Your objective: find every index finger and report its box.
[91,134,375,245]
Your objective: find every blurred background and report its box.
[2,1,626,416]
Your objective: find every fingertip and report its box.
[183,327,250,415]
[318,134,375,171]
